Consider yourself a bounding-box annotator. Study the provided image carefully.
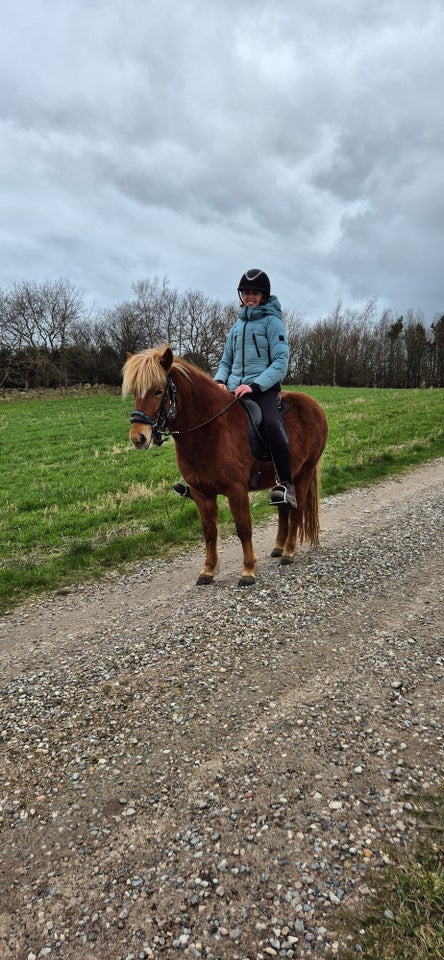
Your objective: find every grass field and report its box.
[0,385,443,614]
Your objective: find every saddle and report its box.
[241,396,270,461]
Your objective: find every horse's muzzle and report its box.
[130,427,152,450]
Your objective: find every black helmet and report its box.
[237,268,271,301]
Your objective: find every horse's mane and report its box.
[122,346,213,398]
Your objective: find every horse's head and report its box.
[122,345,174,449]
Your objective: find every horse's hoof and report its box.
[196,573,214,585]
[280,555,294,566]
[271,547,283,557]
[238,575,256,587]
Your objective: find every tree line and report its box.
[1,277,443,390]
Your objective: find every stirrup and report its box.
[269,482,297,510]
[172,481,192,499]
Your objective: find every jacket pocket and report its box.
[252,333,261,358]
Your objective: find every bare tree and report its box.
[103,277,182,361]
[1,273,441,389]
[2,279,85,387]
[431,314,444,386]
[403,309,427,387]
[285,311,309,384]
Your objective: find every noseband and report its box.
[130,372,240,446]
[130,375,177,446]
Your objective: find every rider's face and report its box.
[241,290,263,307]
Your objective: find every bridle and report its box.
[130,373,239,446]
[130,374,177,446]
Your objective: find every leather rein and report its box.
[130,373,239,447]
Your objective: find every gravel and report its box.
[1,459,443,959]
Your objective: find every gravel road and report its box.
[1,459,443,960]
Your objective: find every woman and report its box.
[174,268,297,509]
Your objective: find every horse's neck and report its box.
[175,371,229,424]
[179,371,221,404]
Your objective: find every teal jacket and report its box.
[214,296,289,392]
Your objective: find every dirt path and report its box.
[0,459,443,959]
[1,458,442,659]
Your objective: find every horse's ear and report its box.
[160,346,174,372]
[126,352,133,359]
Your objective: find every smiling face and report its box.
[240,289,264,307]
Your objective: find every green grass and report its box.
[298,385,444,495]
[0,385,442,613]
[339,786,444,959]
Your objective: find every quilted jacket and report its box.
[214,296,289,392]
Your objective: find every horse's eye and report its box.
[154,389,163,397]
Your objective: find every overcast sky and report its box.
[1,0,443,322]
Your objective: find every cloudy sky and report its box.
[1,0,443,322]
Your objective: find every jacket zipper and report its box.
[241,321,247,379]
[252,333,261,358]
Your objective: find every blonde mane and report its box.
[122,347,196,398]
[122,349,166,398]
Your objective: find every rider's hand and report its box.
[234,384,253,398]
[217,382,228,390]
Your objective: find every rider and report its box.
[173,268,297,509]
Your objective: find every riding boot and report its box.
[268,443,297,509]
[269,481,298,510]
[172,482,193,499]
[270,442,292,483]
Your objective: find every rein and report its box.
[130,374,240,446]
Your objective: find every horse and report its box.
[122,345,328,587]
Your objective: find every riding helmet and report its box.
[237,268,271,300]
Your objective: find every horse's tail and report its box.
[301,461,321,546]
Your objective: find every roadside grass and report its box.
[298,385,444,495]
[338,785,444,959]
[0,385,442,613]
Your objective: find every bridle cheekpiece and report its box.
[130,374,177,446]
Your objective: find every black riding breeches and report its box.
[249,388,292,482]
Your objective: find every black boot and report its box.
[269,481,297,510]
[172,481,192,499]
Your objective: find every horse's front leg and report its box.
[192,492,219,586]
[227,488,257,587]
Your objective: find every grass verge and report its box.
[0,385,443,613]
[339,786,444,959]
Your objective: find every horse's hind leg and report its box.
[270,504,301,564]
[279,464,319,565]
[193,493,219,585]
[280,508,300,564]
[271,507,288,558]
[227,489,257,587]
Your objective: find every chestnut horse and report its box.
[122,345,328,587]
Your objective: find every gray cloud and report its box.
[1,0,443,320]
